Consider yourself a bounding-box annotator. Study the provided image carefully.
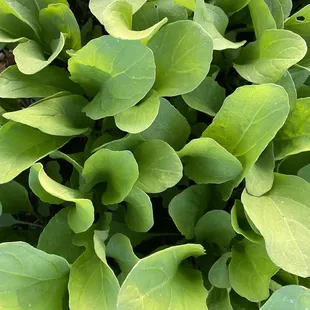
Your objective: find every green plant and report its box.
[0,0,310,308]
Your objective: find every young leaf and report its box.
[212,0,250,15]
[168,184,210,239]
[117,244,207,309]
[229,239,279,302]
[276,71,297,112]
[133,139,183,193]
[242,173,310,277]
[0,242,70,309]
[147,20,213,96]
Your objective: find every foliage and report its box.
[0,0,310,309]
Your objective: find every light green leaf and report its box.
[81,149,139,204]
[0,241,70,309]
[0,181,32,214]
[260,285,310,310]
[14,32,66,75]
[114,90,160,133]
[298,163,310,183]
[0,122,69,184]
[264,0,284,29]
[203,84,289,198]
[50,150,83,174]
[140,98,190,150]
[207,288,233,310]
[133,139,183,193]
[208,252,232,289]
[298,50,310,72]
[278,0,292,20]
[212,0,250,15]
[233,29,307,84]
[229,239,279,302]
[4,94,92,136]
[117,244,207,310]
[123,187,154,232]
[29,163,94,233]
[242,173,310,277]
[36,0,69,9]
[168,184,210,239]
[182,76,225,116]
[147,20,213,96]
[178,138,243,185]
[0,65,82,98]
[276,71,297,112]
[99,133,145,152]
[68,36,155,119]
[38,208,83,263]
[173,0,195,11]
[274,98,310,159]
[285,4,310,46]
[245,143,275,196]
[195,210,236,250]
[194,0,245,50]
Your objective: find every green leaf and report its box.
[298,163,310,182]
[168,184,210,239]
[242,173,310,277]
[36,0,69,9]
[4,94,92,136]
[230,290,259,310]
[172,0,195,11]
[0,65,82,98]
[14,32,66,75]
[114,90,160,133]
[99,133,145,152]
[147,20,213,96]
[38,208,83,264]
[207,288,233,310]
[117,244,207,310]
[212,0,250,15]
[194,0,246,50]
[278,0,292,20]
[245,143,275,197]
[178,138,243,185]
[0,241,70,309]
[276,71,297,112]
[29,163,94,233]
[50,150,83,174]
[68,36,155,119]
[260,285,310,309]
[123,187,154,232]
[208,252,231,289]
[264,0,284,29]
[203,84,289,198]
[229,239,279,302]
[81,149,139,204]
[140,98,190,150]
[182,76,226,116]
[133,139,183,193]
[0,122,69,184]
[195,210,236,250]
[285,4,310,46]
[274,98,310,159]
[233,30,307,84]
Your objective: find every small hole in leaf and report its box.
[154,4,158,8]
[296,16,305,22]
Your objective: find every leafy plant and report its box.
[0,0,310,309]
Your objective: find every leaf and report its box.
[260,285,310,309]
[274,98,310,159]
[207,288,233,310]
[298,163,310,183]
[230,290,259,310]
[276,71,297,112]
[233,30,307,84]
[4,94,92,136]
[140,98,190,150]
[0,122,69,184]
[36,0,69,9]
[29,163,94,233]
[212,0,250,15]
[147,20,213,96]
[168,184,210,239]
[194,0,246,50]
[0,65,82,98]
[38,208,83,264]
[14,32,66,75]
[172,0,195,11]
[0,180,32,214]
[68,36,155,119]
[178,138,243,185]
[229,239,279,302]
[100,133,145,152]
[81,149,139,204]
[117,244,207,310]
[0,241,70,309]
[182,76,226,116]
[203,84,289,198]
[245,143,275,197]
[114,90,160,133]
[279,0,292,20]
[242,173,310,277]
[264,0,284,29]
[123,187,154,232]
[208,252,231,289]
[285,4,310,46]
[50,150,83,174]
[133,139,183,193]
[195,210,236,250]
